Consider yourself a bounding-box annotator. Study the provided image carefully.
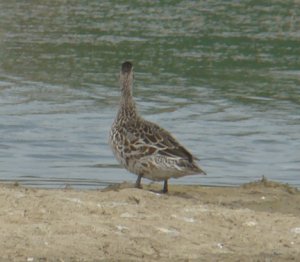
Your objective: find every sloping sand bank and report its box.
[0,178,299,261]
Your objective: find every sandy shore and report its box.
[0,178,299,261]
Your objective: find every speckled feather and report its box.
[109,61,206,192]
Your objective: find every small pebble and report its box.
[291,227,300,234]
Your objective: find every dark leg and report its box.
[135,174,143,189]
[162,179,168,193]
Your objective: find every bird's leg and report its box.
[135,174,143,189]
[162,179,168,193]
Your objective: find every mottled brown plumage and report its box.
[109,61,206,193]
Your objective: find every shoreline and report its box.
[1,175,299,191]
[0,178,299,261]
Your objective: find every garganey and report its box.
[109,61,206,193]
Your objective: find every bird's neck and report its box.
[117,83,138,120]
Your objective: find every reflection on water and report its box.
[0,1,299,188]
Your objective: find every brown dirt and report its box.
[0,178,300,261]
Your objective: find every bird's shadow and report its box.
[102,181,196,199]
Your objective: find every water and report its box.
[0,1,299,188]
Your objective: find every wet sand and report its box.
[0,178,300,261]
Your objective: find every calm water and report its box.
[0,1,299,188]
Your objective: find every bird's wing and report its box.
[125,119,198,163]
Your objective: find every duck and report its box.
[109,61,206,193]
